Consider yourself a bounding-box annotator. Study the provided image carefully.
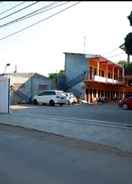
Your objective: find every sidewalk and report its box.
[0,105,132,153]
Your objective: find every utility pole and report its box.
[83,36,86,54]
[14,64,17,73]
[127,54,130,64]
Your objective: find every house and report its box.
[7,73,52,104]
[64,52,132,103]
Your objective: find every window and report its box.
[38,92,47,96]
[38,91,56,96]
[48,91,56,95]
[102,71,104,77]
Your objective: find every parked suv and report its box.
[118,95,132,109]
[32,90,67,106]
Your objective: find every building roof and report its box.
[6,72,49,80]
[91,56,123,68]
[63,52,99,58]
[64,52,123,68]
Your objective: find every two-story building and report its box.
[84,55,125,103]
[64,52,132,103]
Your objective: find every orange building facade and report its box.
[84,56,132,103]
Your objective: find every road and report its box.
[0,124,132,184]
[12,103,132,124]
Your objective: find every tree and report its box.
[118,60,127,67]
[128,11,132,26]
[48,70,65,89]
[124,32,132,55]
[125,63,132,75]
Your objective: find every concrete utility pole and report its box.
[83,36,86,54]
[127,54,130,64]
[14,65,17,73]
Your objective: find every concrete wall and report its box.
[64,53,89,97]
[65,53,88,82]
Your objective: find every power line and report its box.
[0,2,80,41]
[0,2,26,16]
[0,2,69,29]
[0,1,39,21]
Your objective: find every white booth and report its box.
[0,75,9,113]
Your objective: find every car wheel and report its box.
[49,100,55,106]
[33,99,38,105]
[122,104,128,110]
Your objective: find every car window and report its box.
[38,92,47,96]
[56,91,64,96]
[47,91,56,95]
[38,91,56,96]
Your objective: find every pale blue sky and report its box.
[0,1,131,76]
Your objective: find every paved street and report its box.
[10,104,132,126]
[11,103,132,125]
[0,124,132,184]
[0,104,132,152]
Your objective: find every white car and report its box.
[32,90,67,106]
[65,92,78,105]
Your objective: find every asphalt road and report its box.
[0,124,132,184]
[12,103,132,124]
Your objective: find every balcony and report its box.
[93,75,123,84]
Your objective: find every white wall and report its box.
[0,75,9,113]
[94,75,121,84]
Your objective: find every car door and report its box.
[46,91,56,103]
[37,91,47,103]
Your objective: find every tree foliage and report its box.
[124,63,132,75]
[124,32,132,55]
[118,60,127,67]
[48,70,64,80]
[128,11,132,26]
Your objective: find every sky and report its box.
[0,1,132,77]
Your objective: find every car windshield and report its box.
[56,91,64,96]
